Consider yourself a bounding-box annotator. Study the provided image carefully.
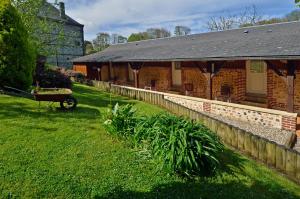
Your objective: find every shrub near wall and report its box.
[104,104,224,177]
[0,0,36,90]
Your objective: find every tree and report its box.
[0,0,36,89]
[174,26,191,36]
[285,10,300,21]
[255,18,286,25]
[146,28,171,39]
[128,32,149,42]
[207,5,262,31]
[93,32,110,51]
[12,0,70,58]
[296,0,300,6]
[84,40,96,55]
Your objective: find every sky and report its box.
[49,0,298,41]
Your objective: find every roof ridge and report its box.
[114,20,300,47]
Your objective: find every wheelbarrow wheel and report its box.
[60,96,77,110]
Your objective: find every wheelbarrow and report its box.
[33,88,77,110]
[3,86,78,110]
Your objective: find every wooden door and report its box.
[246,60,267,94]
[172,61,182,86]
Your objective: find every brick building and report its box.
[73,21,300,114]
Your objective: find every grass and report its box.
[0,83,299,198]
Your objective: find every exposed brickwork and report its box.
[75,60,300,115]
[203,102,211,113]
[282,116,297,131]
[139,62,172,91]
[294,64,300,113]
[73,64,87,76]
[101,65,110,81]
[267,62,287,111]
[212,61,246,102]
[181,61,207,98]
[113,63,129,84]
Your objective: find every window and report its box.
[174,62,181,70]
[75,41,81,46]
[250,60,264,73]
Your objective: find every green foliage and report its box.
[285,10,300,21]
[1,84,300,198]
[149,114,223,176]
[12,0,66,56]
[128,32,150,42]
[104,104,224,177]
[35,69,72,89]
[104,103,138,138]
[0,0,36,90]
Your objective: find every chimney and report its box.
[59,2,66,19]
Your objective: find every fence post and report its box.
[286,150,297,178]
[258,138,267,163]
[275,145,286,172]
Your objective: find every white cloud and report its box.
[51,0,296,40]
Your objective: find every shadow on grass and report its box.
[96,179,298,199]
[72,84,136,108]
[0,84,138,121]
[0,101,101,120]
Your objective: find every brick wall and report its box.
[294,64,300,113]
[113,63,129,84]
[267,62,287,111]
[73,64,87,76]
[212,61,246,102]
[101,65,110,81]
[139,62,171,91]
[182,61,207,98]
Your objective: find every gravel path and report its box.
[203,112,294,147]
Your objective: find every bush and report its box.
[35,69,72,89]
[104,104,224,177]
[104,103,138,138]
[0,0,36,90]
[149,114,223,176]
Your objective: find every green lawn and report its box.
[0,84,300,199]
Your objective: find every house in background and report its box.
[72,21,300,116]
[40,1,84,68]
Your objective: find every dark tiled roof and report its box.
[41,2,84,27]
[74,21,300,63]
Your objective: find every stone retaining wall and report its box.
[164,94,297,132]
[90,81,300,183]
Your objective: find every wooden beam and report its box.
[211,61,226,77]
[108,62,111,81]
[204,62,213,100]
[265,60,285,77]
[287,61,295,112]
[129,62,143,88]
[192,61,206,73]
[133,69,139,88]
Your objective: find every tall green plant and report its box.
[104,104,224,177]
[149,114,223,176]
[0,0,36,89]
[104,103,137,138]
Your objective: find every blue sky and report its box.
[50,0,298,40]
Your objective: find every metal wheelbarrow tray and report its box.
[33,88,78,110]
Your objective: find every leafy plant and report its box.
[35,69,72,89]
[104,103,137,138]
[150,114,223,177]
[0,0,36,90]
[104,104,224,177]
